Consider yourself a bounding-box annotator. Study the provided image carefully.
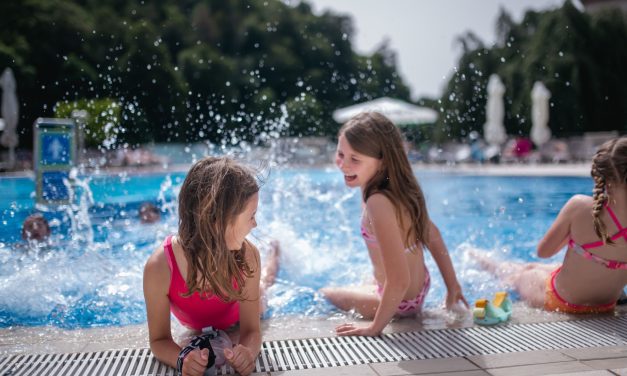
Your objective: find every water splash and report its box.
[62,168,95,245]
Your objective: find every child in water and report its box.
[143,156,279,375]
[321,112,468,336]
[473,137,627,313]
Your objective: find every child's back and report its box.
[557,194,627,306]
[474,136,627,314]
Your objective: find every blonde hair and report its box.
[339,112,430,249]
[591,137,627,244]
[177,156,259,302]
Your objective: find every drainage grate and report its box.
[2,316,626,375]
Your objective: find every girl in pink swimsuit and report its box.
[321,112,469,337]
[143,157,279,376]
[473,137,627,314]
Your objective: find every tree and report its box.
[436,1,627,142]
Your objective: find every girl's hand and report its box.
[225,345,255,375]
[445,285,469,311]
[336,323,381,337]
[182,348,210,376]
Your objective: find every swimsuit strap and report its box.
[164,235,176,275]
[606,205,624,230]
[570,242,627,270]
[360,225,378,244]
[606,205,627,241]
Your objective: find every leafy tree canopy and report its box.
[437,1,627,143]
[0,0,411,148]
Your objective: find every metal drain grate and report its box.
[2,316,626,375]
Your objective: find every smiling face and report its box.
[225,192,259,250]
[335,134,382,190]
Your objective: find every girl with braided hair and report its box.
[474,137,627,313]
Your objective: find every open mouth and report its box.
[344,174,357,183]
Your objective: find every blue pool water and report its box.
[0,168,590,329]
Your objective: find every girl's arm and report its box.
[143,248,182,369]
[425,221,468,309]
[341,194,411,336]
[226,242,262,376]
[537,195,580,258]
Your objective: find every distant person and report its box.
[321,112,468,337]
[143,157,279,376]
[472,137,627,313]
[21,213,50,242]
[468,131,486,163]
[139,202,161,224]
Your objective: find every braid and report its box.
[591,165,612,244]
[589,137,626,245]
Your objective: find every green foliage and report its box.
[437,1,627,141]
[54,98,121,148]
[1,0,411,148]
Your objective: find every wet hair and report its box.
[591,137,627,244]
[339,112,430,248]
[177,156,259,302]
[139,202,161,224]
[21,213,50,241]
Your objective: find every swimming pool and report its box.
[0,168,590,329]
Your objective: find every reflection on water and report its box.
[0,168,591,329]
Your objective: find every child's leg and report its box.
[508,267,552,308]
[319,286,380,319]
[259,240,280,313]
[470,250,558,308]
[260,240,280,291]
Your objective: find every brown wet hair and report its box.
[339,112,430,249]
[177,156,259,302]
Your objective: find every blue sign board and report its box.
[34,118,76,205]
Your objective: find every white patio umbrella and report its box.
[530,81,552,147]
[0,68,19,167]
[483,74,507,146]
[332,97,437,125]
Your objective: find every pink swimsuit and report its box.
[164,235,239,331]
[567,205,627,270]
[361,220,430,315]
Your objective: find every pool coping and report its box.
[2,303,625,358]
[2,312,627,375]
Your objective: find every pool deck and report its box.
[2,304,627,375]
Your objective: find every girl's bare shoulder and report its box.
[365,192,395,212]
[566,194,593,213]
[144,242,169,277]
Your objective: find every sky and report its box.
[307,0,582,101]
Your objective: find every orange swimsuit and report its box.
[544,267,615,314]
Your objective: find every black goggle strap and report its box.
[177,334,217,376]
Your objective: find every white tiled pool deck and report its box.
[2,304,627,375]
